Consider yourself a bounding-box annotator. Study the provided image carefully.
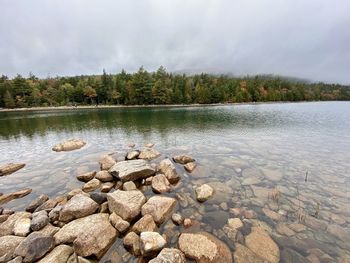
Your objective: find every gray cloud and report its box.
[0,0,349,84]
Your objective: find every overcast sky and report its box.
[0,0,349,84]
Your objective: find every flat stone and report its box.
[0,163,25,176]
[52,139,86,152]
[131,214,157,234]
[262,207,281,221]
[26,195,49,213]
[82,178,101,192]
[138,148,161,160]
[245,227,280,263]
[158,159,180,183]
[95,171,113,182]
[59,194,98,222]
[140,232,166,257]
[101,182,114,193]
[184,162,197,172]
[152,174,170,193]
[141,196,176,224]
[35,199,58,212]
[37,244,74,263]
[122,181,137,191]
[107,190,146,221]
[195,184,214,202]
[37,224,60,237]
[0,212,31,237]
[109,160,155,182]
[0,235,25,262]
[13,217,31,237]
[288,223,306,233]
[276,224,295,237]
[31,210,49,231]
[76,171,96,182]
[54,213,117,259]
[0,188,32,205]
[149,248,186,263]
[14,232,55,262]
[109,212,130,233]
[173,155,195,164]
[233,243,264,263]
[227,218,243,230]
[99,155,116,171]
[126,150,140,160]
[178,232,232,263]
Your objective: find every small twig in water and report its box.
[304,171,308,182]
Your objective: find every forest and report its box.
[0,66,349,108]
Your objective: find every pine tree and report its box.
[3,90,15,108]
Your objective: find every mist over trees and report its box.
[0,66,349,108]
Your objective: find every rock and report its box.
[140,232,166,257]
[138,148,161,160]
[0,163,25,176]
[262,168,283,182]
[0,215,8,224]
[0,212,31,237]
[37,224,60,237]
[326,224,350,243]
[54,213,117,259]
[100,182,114,193]
[276,224,295,237]
[184,162,197,173]
[67,189,85,199]
[173,155,195,164]
[0,235,25,262]
[37,244,73,263]
[95,171,113,182]
[48,206,62,222]
[172,213,184,225]
[141,196,176,224]
[82,178,101,192]
[245,227,280,263]
[35,199,58,212]
[31,211,49,231]
[26,195,49,213]
[109,213,130,233]
[149,248,186,263]
[152,174,170,193]
[109,160,155,182]
[183,218,192,228]
[99,155,116,171]
[122,181,137,191]
[14,232,55,262]
[99,202,109,213]
[288,223,306,233]
[195,184,214,202]
[107,190,146,221]
[145,143,154,148]
[13,217,31,237]
[0,188,32,205]
[262,207,281,221]
[178,232,232,263]
[227,218,243,230]
[59,194,99,222]
[7,256,23,263]
[89,192,107,204]
[76,172,96,182]
[131,214,157,234]
[123,232,141,256]
[158,159,180,183]
[52,139,86,152]
[281,248,310,263]
[233,243,264,263]
[126,150,140,160]
[243,209,257,219]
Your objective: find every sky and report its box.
[0,0,349,84]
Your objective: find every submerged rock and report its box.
[141,196,176,224]
[184,162,197,172]
[0,163,25,176]
[149,248,186,263]
[195,184,214,202]
[0,188,32,205]
[173,155,195,164]
[109,159,155,182]
[59,194,99,222]
[152,174,171,193]
[172,213,184,225]
[233,243,265,263]
[52,139,86,152]
[99,155,117,171]
[138,148,161,160]
[158,159,180,183]
[140,232,166,257]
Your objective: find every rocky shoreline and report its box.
[1,139,349,262]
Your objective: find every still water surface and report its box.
[1,102,350,262]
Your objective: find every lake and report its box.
[1,101,350,262]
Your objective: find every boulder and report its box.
[0,188,32,205]
[76,171,96,182]
[173,155,195,164]
[138,148,161,160]
[158,159,180,183]
[126,150,140,160]
[14,232,55,262]
[59,194,99,222]
[37,245,73,263]
[245,227,280,263]
[140,232,166,257]
[89,192,107,204]
[82,178,101,192]
[141,196,176,224]
[0,163,25,176]
[13,217,31,237]
[37,224,60,237]
[31,210,49,231]
[123,232,141,256]
[0,212,31,237]
[109,160,155,182]
[109,213,130,233]
[195,184,214,202]
[98,155,116,171]
[233,243,264,263]
[52,139,86,152]
[95,171,113,182]
[0,235,25,262]
[26,195,49,213]
[149,248,186,263]
[131,214,157,234]
[184,162,197,173]
[178,232,232,263]
[107,190,146,221]
[122,181,137,191]
[54,213,117,259]
[152,174,171,193]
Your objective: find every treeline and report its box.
[0,66,349,108]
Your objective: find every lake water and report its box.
[1,102,350,262]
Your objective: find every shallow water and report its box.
[1,102,350,262]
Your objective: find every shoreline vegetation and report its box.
[1,66,349,110]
